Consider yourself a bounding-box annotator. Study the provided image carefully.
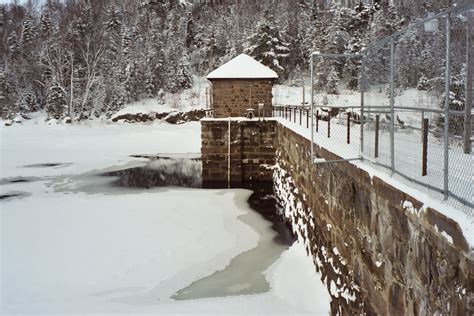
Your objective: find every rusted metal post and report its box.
[327,114,331,138]
[422,118,429,176]
[300,107,302,125]
[316,110,319,132]
[375,115,380,158]
[464,10,473,154]
[294,107,297,123]
[421,110,425,142]
[289,106,292,121]
[347,112,351,144]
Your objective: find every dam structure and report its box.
[201,47,473,314]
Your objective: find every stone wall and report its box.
[201,119,276,187]
[210,79,274,118]
[199,119,473,314]
[274,124,473,315]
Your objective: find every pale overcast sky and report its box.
[0,0,41,5]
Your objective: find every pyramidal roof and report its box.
[207,54,278,80]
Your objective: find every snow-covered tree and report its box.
[326,67,340,94]
[46,81,67,119]
[245,10,290,78]
[7,31,20,60]
[0,68,12,119]
[185,12,196,48]
[394,27,422,88]
[39,8,53,38]
[417,75,429,91]
[20,14,36,49]
[167,48,192,93]
[435,72,466,137]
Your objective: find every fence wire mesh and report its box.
[283,5,474,217]
[362,7,473,216]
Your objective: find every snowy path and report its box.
[0,121,330,315]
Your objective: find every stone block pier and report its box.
[201,118,277,187]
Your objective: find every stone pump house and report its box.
[207,54,278,118]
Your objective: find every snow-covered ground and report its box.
[111,76,210,119]
[0,121,330,315]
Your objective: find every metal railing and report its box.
[278,4,474,217]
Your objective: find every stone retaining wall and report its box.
[200,119,473,314]
[274,124,473,315]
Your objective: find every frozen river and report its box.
[0,121,330,315]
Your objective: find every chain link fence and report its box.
[283,4,474,217]
[360,5,473,216]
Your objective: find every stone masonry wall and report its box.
[201,119,276,186]
[274,124,473,315]
[210,79,274,118]
[200,119,473,314]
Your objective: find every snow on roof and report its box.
[207,54,278,80]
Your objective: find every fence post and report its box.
[443,14,451,200]
[464,10,473,154]
[300,107,302,125]
[316,110,319,132]
[421,110,425,142]
[375,115,380,158]
[390,38,395,175]
[422,118,429,176]
[327,114,331,138]
[290,106,292,121]
[294,107,296,123]
[347,112,351,144]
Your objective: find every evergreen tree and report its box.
[0,68,11,119]
[315,8,348,91]
[167,48,192,93]
[7,31,20,60]
[39,8,53,38]
[245,10,290,78]
[46,81,67,119]
[417,75,429,91]
[394,27,422,88]
[326,67,340,94]
[185,11,195,48]
[435,72,465,137]
[17,88,37,114]
[20,14,36,49]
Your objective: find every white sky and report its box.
[0,0,41,5]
